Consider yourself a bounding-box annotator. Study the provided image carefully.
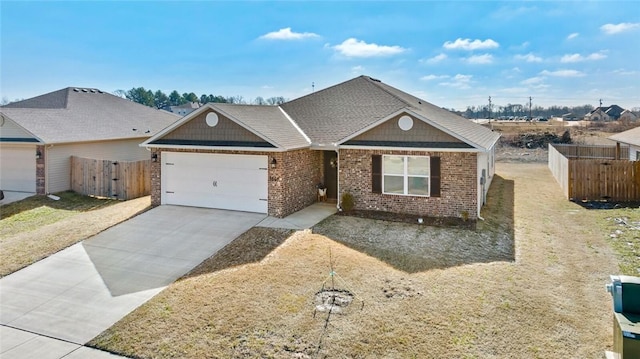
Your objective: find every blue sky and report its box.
[1,1,639,110]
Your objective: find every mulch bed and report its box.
[336,209,476,230]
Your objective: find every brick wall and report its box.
[36,145,45,195]
[149,148,321,218]
[338,149,478,219]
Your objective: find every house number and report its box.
[212,181,218,187]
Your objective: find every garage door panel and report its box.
[162,152,268,213]
[0,146,36,192]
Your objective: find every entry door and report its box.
[162,152,268,213]
[323,151,338,199]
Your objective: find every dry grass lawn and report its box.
[90,162,637,358]
[0,192,151,277]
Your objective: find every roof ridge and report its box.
[284,75,371,105]
[365,77,415,108]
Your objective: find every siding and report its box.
[162,110,265,143]
[0,117,37,140]
[631,145,640,161]
[46,138,150,193]
[350,113,463,144]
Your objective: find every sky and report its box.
[1,1,639,111]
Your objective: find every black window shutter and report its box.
[372,155,382,193]
[430,157,441,197]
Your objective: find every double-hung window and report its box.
[382,155,430,196]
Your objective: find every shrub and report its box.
[341,192,354,212]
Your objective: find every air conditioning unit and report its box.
[605,275,640,359]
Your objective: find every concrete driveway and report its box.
[0,206,265,358]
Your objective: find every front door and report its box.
[323,151,338,199]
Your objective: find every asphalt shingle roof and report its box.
[609,126,640,147]
[281,76,500,151]
[211,103,309,150]
[1,87,180,144]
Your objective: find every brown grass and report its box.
[0,193,151,277]
[90,163,629,358]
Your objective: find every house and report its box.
[620,109,639,122]
[0,88,180,195]
[166,102,201,116]
[585,105,625,122]
[609,126,640,161]
[142,76,500,220]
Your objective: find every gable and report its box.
[0,114,40,143]
[149,109,274,147]
[343,113,471,149]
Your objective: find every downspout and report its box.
[335,148,340,211]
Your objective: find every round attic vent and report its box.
[205,112,219,127]
[398,115,414,131]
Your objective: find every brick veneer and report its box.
[150,148,321,218]
[338,149,478,219]
[36,145,45,195]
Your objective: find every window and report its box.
[382,155,430,196]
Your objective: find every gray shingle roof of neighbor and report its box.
[0,87,180,144]
[609,126,640,147]
[281,75,500,151]
[210,103,310,150]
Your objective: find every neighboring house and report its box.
[166,102,201,116]
[0,88,180,194]
[585,105,625,122]
[561,113,579,121]
[609,126,640,161]
[142,76,500,220]
[620,109,639,122]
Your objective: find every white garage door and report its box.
[0,145,36,192]
[162,152,268,213]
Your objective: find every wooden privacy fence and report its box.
[549,144,640,202]
[71,156,151,200]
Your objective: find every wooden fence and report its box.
[71,156,151,200]
[552,143,629,159]
[549,144,640,201]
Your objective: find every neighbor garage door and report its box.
[0,145,36,192]
[162,152,268,213]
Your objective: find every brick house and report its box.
[142,76,500,220]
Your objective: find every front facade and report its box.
[0,88,179,195]
[143,76,500,220]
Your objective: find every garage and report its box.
[0,145,36,192]
[161,152,268,213]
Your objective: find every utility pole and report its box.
[488,96,492,122]
[529,96,532,120]
[599,98,603,108]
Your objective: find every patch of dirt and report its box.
[337,209,476,229]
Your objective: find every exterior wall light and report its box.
[36,150,42,159]
[151,153,158,162]
[270,158,277,168]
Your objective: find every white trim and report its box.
[141,104,212,146]
[339,145,480,152]
[212,106,283,148]
[139,143,291,152]
[279,106,311,144]
[382,155,431,197]
[0,112,46,144]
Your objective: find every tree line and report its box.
[115,87,287,109]
[460,103,599,120]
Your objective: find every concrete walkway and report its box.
[0,202,336,358]
[0,191,35,206]
[257,202,337,229]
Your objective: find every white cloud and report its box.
[421,53,447,64]
[439,74,473,89]
[613,69,639,76]
[521,77,544,85]
[466,54,494,64]
[540,69,585,77]
[259,27,320,40]
[443,38,499,51]
[601,22,640,34]
[332,38,407,58]
[567,32,579,40]
[421,74,448,81]
[560,51,607,63]
[515,53,543,62]
[351,65,365,74]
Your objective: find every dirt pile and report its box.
[501,130,571,148]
